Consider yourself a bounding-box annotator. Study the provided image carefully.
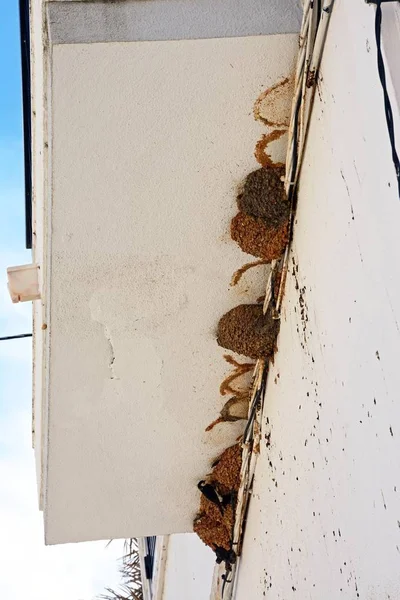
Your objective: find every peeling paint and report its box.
[104,325,118,380]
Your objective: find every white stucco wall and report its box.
[37,34,298,544]
[234,1,400,598]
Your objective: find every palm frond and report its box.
[96,538,143,600]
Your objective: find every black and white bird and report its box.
[197,480,232,514]
[214,546,237,565]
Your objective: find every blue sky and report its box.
[0,3,124,598]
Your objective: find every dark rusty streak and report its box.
[316,80,323,102]
[384,288,400,333]
[356,240,364,264]
[340,170,350,196]
[353,160,361,185]
[340,169,355,221]
[306,69,317,88]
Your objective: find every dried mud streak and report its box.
[205,416,225,432]
[254,129,287,168]
[231,259,268,286]
[254,77,292,127]
[223,354,252,370]
[206,393,251,431]
[220,355,254,395]
[220,363,254,396]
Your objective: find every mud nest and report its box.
[231,211,288,261]
[217,304,279,360]
[193,443,242,553]
[237,166,288,224]
[231,166,289,261]
[211,443,242,491]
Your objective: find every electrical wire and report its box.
[0,333,32,341]
[264,0,335,318]
[374,0,400,197]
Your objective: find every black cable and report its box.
[18,0,33,249]
[374,0,400,197]
[242,366,268,442]
[0,333,32,341]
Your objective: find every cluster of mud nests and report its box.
[194,167,288,557]
[216,166,287,359]
[231,166,289,261]
[193,443,242,556]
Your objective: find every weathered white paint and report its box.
[46,0,302,45]
[150,536,168,600]
[234,1,400,598]
[159,534,215,600]
[35,34,298,544]
[31,0,51,510]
